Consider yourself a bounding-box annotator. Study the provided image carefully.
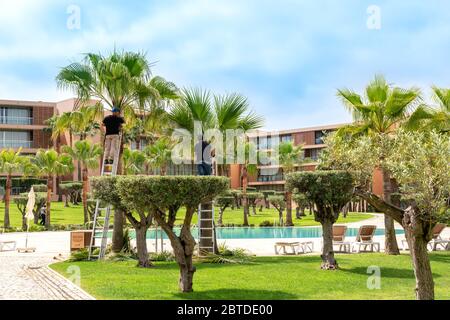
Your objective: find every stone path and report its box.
[0,232,94,300]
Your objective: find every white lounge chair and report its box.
[402,223,450,251]
[332,225,351,253]
[351,225,380,253]
[274,241,314,255]
[0,230,16,252]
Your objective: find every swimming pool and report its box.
[125,226,405,240]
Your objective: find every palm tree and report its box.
[337,74,421,254]
[63,141,102,224]
[0,149,29,228]
[279,141,305,226]
[144,138,173,176]
[56,50,179,252]
[123,148,146,175]
[240,142,258,226]
[31,150,74,228]
[406,86,450,133]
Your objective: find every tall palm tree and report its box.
[31,150,74,228]
[337,74,421,254]
[279,141,305,226]
[123,147,146,175]
[0,149,29,228]
[63,141,102,224]
[56,50,179,252]
[144,138,173,176]
[406,86,450,133]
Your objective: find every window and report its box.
[0,130,32,148]
[280,134,292,143]
[304,148,321,161]
[315,131,325,144]
[0,107,32,125]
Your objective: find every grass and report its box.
[0,201,373,230]
[0,201,85,229]
[51,252,450,300]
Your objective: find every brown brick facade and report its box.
[33,129,52,149]
[293,131,315,145]
[32,106,54,125]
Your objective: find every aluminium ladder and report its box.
[197,202,216,256]
[88,134,122,261]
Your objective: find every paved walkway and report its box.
[1,214,448,300]
[0,232,94,300]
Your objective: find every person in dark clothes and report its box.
[39,205,46,226]
[195,138,213,176]
[102,107,125,164]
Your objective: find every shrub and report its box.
[31,184,47,193]
[259,220,274,227]
[150,251,175,262]
[91,175,229,292]
[286,170,353,269]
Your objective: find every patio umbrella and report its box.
[23,187,36,251]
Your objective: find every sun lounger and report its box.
[351,225,380,253]
[0,239,17,252]
[332,225,351,253]
[274,241,314,255]
[401,223,450,251]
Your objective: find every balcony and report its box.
[0,116,33,125]
[0,140,33,148]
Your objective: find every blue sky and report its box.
[0,0,449,130]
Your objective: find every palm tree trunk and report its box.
[285,191,294,226]
[82,166,89,224]
[3,175,11,229]
[111,129,125,253]
[45,176,52,228]
[381,168,400,255]
[241,166,249,226]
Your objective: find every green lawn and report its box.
[0,201,85,229]
[51,252,450,300]
[0,201,374,230]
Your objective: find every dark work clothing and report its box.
[197,163,212,176]
[195,140,212,176]
[102,115,125,135]
[195,140,212,164]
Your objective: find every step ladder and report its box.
[197,202,216,256]
[88,133,122,261]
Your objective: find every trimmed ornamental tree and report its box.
[293,192,309,218]
[116,176,228,292]
[92,175,228,291]
[268,195,286,225]
[247,192,263,215]
[216,192,234,226]
[261,190,275,210]
[320,130,450,299]
[14,192,47,230]
[286,171,353,270]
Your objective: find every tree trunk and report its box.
[178,224,196,292]
[45,176,52,228]
[82,166,89,224]
[112,208,125,253]
[381,168,400,255]
[320,218,338,270]
[218,209,224,226]
[285,191,294,226]
[402,206,435,300]
[3,175,11,229]
[242,197,249,226]
[135,225,152,268]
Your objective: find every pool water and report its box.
[123,226,404,240]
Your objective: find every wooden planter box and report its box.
[70,230,93,251]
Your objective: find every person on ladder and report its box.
[102,107,125,169]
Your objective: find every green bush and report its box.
[31,184,47,193]
[150,251,175,262]
[259,220,274,227]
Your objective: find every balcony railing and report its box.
[257,174,284,182]
[0,140,33,148]
[0,116,33,125]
